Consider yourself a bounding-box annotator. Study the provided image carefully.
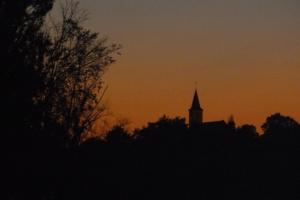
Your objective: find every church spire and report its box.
[189,89,203,127]
[190,90,202,110]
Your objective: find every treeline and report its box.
[4,114,300,199]
[79,113,300,200]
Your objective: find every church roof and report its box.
[190,90,202,110]
[202,120,227,128]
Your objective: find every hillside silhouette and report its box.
[4,113,300,199]
[2,1,300,199]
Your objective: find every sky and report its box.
[68,0,300,131]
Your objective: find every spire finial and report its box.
[195,81,198,90]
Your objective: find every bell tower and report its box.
[189,90,203,127]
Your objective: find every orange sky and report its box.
[73,0,300,132]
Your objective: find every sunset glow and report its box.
[76,0,300,130]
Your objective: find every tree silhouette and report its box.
[105,125,131,144]
[262,113,300,136]
[134,115,187,143]
[1,0,121,149]
[35,1,121,146]
[237,124,258,139]
[1,0,54,143]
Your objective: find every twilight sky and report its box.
[72,0,300,131]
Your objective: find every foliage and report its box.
[262,113,300,136]
[35,1,121,145]
[134,115,187,142]
[237,124,258,138]
[105,125,131,144]
[1,0,121,147]
[0,0,54,136]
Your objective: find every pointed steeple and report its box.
[189,89,203,127]
[190,90,202,110]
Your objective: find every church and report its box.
[188,90,227,129]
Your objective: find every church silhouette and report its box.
[189,90,227,130]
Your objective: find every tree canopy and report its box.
[1,0,120,147]
[262,113,300,136]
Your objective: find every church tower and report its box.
[189,90,203,127]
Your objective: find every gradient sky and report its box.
[72,0,300,131]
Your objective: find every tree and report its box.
[237,124,258,139]
[36,0,121,146]
[105,126,131,144]
[0,0,54,145]
[1,0,121,147]
[134,115,187,143]
[262,113,300,136]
